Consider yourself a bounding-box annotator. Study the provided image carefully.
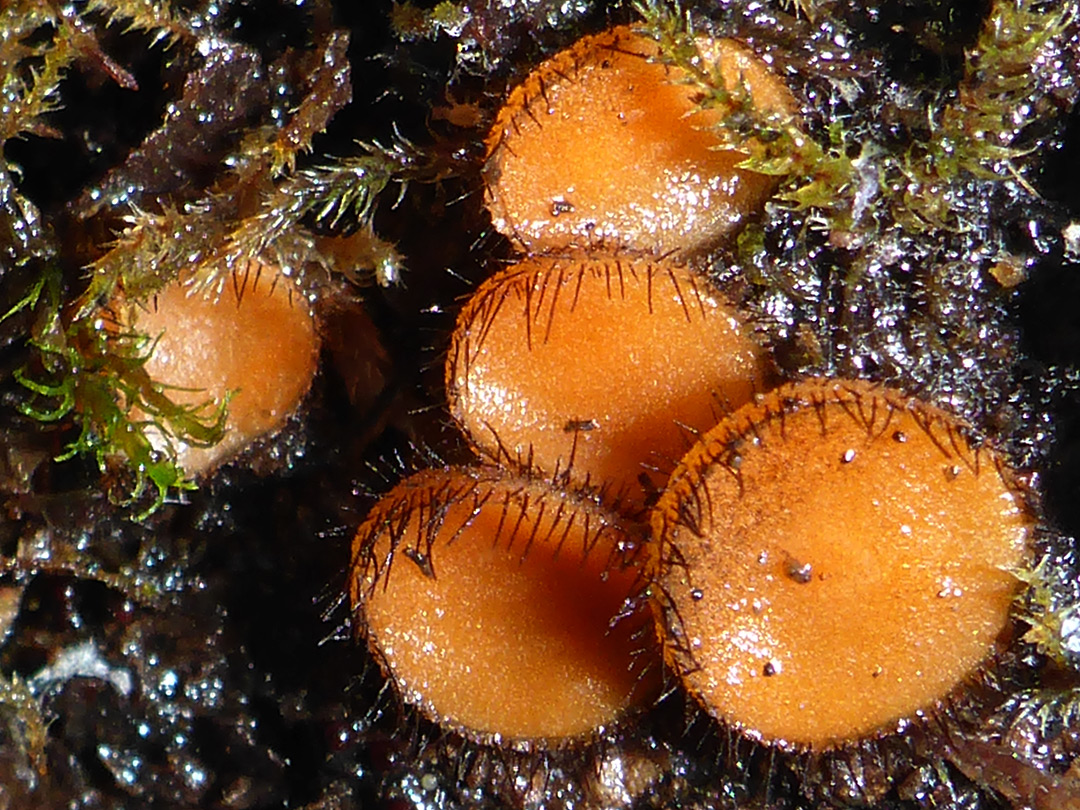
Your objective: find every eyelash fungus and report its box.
[650,378,1032,750]
[446,254,770,512]
[3,1,1080,809]
[350,465,656,745]
[483,24,797,257]
[111,264,320,477]
[358,7,1077,808]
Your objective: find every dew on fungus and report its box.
[483,24,799,257]
[350,465,656,745]
[115,264,320,476]
[651,378,1032,750]
[446,254,770,511]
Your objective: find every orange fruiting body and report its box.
[350,466,655,744]
[651,379,1031,750]
[447,255,769,511]
[120,266,319,476]
[484,25,797,256]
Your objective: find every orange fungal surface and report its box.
[351,466,655,744]
[119,265,319,476]
[651,379,1031,749]
[484,25,798,256]
[447,255,769,511]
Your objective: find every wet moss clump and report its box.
[0,0,1079,808]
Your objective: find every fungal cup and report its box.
[484,25,798,257]
[350,466,658,748]
[111,264,320,477]
[650,379,1033,751]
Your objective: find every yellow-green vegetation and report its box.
[1016,556,1080,669]
[7,270,228,515]
[953,557,1080,753]
[1,0,209,514]
[635,0,1073,236]
[390,1,472,41]
[1000,564,1080,779]
[1,0,441,515]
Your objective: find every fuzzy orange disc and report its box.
[446,255,769,511]
[351,466,655,744]
[120,265,319,475]
[484,25,797,256]
[651,379,1031,749]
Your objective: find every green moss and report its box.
[84,0,195,45]
[635,0,1073,239]
[390,1,471,41]
[4,263,225,517]
[0,4,442,515]
[1016,555,1080,669]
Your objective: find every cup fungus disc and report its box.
[350,466,656,744]
[121,266,319,476]
[484,25,798,257]
[447,255,769,511]
[651,379,1031,749]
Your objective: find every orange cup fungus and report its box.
[484,25,798,257]
[350,466,655,744]
[446,254,770,510]
[118,265,319,476]
[650,379,1031,750]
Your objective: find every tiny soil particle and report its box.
[350,466,657,744]
[651,378,1032,750]
[446,254,770,511]
[483,24,798,256]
